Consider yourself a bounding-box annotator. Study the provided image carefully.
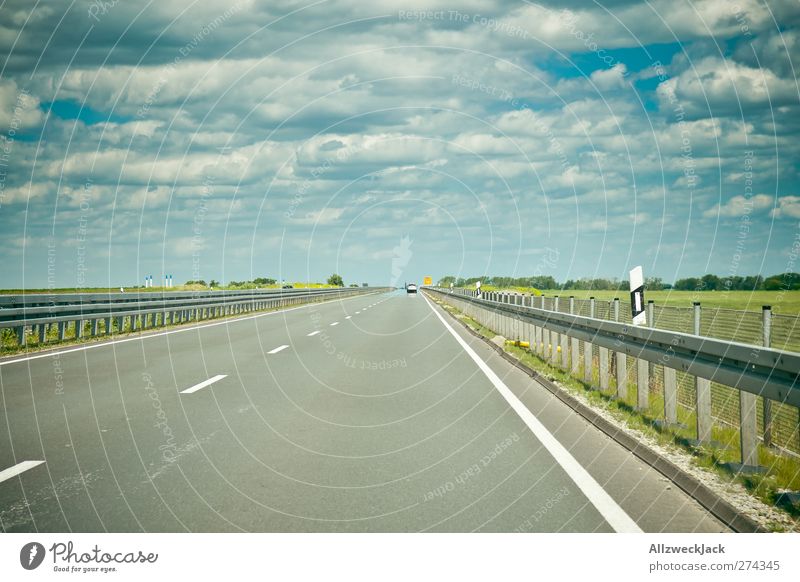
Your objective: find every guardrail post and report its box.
[525,295,534,351]
[541,295,550,359]
[636,301,654,410]
[663,366,678,426]
[16,326,26,347]
[762,306,773,449]
[737,307,767,469]
[537,295,544,356]
[58,321,66,341]
[694,302,713,444]
[614,298,627,400]
[598,300,610,390]
[105,317,111,335]
[569,296,579,374]
[131,315,138,332]
[38,324,46,344]
[91,319,99,336]
[116,316,124,334]
[583,297,594,383]
[550,296,560,365]
[502,294,509,338]
[74,320,82,339]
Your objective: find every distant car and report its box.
[406,283,417,294]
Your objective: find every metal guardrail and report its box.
[0,287,389,347]
[426,286,800,467]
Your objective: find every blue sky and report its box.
[0,0,799,288]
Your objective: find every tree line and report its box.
[437,273,800,291]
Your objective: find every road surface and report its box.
[0,290,726,532]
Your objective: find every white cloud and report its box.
[703,193,774,217]
[770,195,800,219]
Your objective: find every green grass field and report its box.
[467,286,800,315]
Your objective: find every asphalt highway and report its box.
[0,290,727,532]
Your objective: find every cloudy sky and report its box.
[0,0,798,288]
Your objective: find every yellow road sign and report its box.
[423,276,432,286]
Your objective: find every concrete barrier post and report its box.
[694,302,712,444]
[569,296,579,374]
[550,296,559,365]
[636,301,654,410]
[664,367,678,425]
[762,306,773,449]
[583,297,594,383]
[614,298,627,399]
[542,296,550,359]
[739,308,767,467]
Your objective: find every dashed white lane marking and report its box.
[307,331,321,337]
[345,316,352,319]
[181,374,228,394]
[422,293,643,534]
[267,345,290,354]
[0,460,45,484]
[330,322,339,326]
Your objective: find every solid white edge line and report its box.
[0,460,45,484]
[181,374,228,394]
[307,331,321,337]
[267,344,290,354]
[0,291,386,367]
[422,293,642,533]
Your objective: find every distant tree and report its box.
[209,279,219,287]
[764,273,800,291]
[349,283,359,287]
[701,274,721,291]
[253,277,276,285]
[327,273,344,287]
[185,280,207,286]
[438,275,457,286]
[673,277,701,291]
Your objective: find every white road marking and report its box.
[0,460,45,484]
[330,322,339,326]
[268,345,290,354]
[307,331,321,337]
[422,294,642,533]
[0,291,383,367]
[181,374,228,394]
[345,316,352,319]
